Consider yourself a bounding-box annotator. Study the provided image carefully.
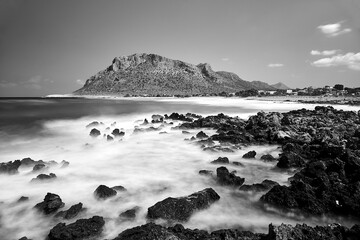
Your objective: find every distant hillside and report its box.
[271,82,291,90]
[250,81,276,91]
[75,53,274,96]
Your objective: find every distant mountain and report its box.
[250,81,276,91]
[75,53,274,96]
[271,82,291,90]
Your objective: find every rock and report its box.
[166,112,193,122]
[277,152,306,168]
[32,163,46,171]
[232,161,244,167]
[243,150,256,159]
[147,188,220,221]
[17,196,29,202]
[119,207,140,220]
[260,154,276,161]
[20,157,40,166]
[0,160,21,174]
[112,223,180,240]
[107,135,114,141]
[31,173,57,182]
[151,114,164,123]
[55,202,83,220]
[210,157,229,164]
[86,121,100,128]
[239,179,279,192]
[182,130,191,134]
[142,118,149,125]
[196,131,209,139]
[216,166,245,187]
[199,170,213,175]
[94,185,117,199]
[34,193,64,214]
[112,185,127,192]
[112,128,125,137]
[48,216,105,240]
[89,128,101,137]
[60,160,70,168]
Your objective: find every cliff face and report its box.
[74,53,273,96]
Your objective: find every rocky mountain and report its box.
[75,53,276,96]
[250,81,277,91]
[271,82,291,90]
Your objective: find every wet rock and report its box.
[133,126,159,133]
[48,216,105,240]
[89,128,101,137]
[142,118,149,125]
[18,237,32,240]
[239,179,279,192]
[113,223,180,240]
[31,173,57,182]
[216,166,245,187]
[20,157,44,166]
[199,170,213,175]
[34,192,64,214]
[277,152,306,168]
[196,131,209,139]
[147,188,220,221]
[151,114,164,123]
[112,185,127,192]
[18,196,29,202]
[182,130,191,134]
[243,150,256,159]
[210,157,229,164]
[60,160,70,168]
[159,131,167,134]
[165,112,193,122]
[107,135,114,141]
[232,161,244,167]
[260,154,276,161]
[94,185,117,199]
[86,121,100,128]
[112,128,125,137]
[55,202,83,220]
[119,207,140,220]
[0,160,21,174]
[32,163,46,171]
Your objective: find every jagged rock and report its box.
[107,135,114,141]
[260,154,276,162]
[112,223,180,240]
[210,157,229,164]
[18,237,32,240]
[182,130,190,134]
[119,207,140,220]
[199,170,213,175]
[48,216,105,240]
[239,179,279,192]
[89,128,100,137]
[277,152,306,168]
[32,163,46,171]
[147,188,220,221]
[166,113,193,122]
[55,202,83,219]
[34,193,64,214]
[232,161,245,167]
[151,114,164,123]
[112,185,127,192]
[18,196,29,202]
[60,160,70,168]
[0,160,21,174]
[243,150,256,159]
[94,185,117,199]
[31,173,57,182]
[196,131,209,139]
[112,128,125,137]
[86,121,99,128]
[216,166,245,187]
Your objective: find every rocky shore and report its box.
[3,105,360,239]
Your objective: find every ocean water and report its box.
[0,97,359,240]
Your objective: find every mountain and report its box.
[250,81,276,91]
[75,53,273,96]
[271,82,291,90]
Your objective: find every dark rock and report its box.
[166,112,193,122]
[18,237,32,240]
[32,163,46,171]
[20,157,40,166]
[260,154,276,161]
[196,131,209,139]
[277,152,306,168]
[107,135,114,141]
[18,196,29,202]
[60,160,70,168]
[243,150,256,159]
[112,128,125,137]
[182,130,191,134]
[199,170,213,175]
[89,128,101,137]
[112,223,179,240]
[210,157,229,164]
[55,202,83,220]
[94,185,117,199]
[216,166,245,187]
[142,118,149,125]
[31,173,57,182]
[239,179,279,192]
[119,207,140,220]
[34,192,64,214]
[86,121,100,128]
[48,216,105,240]
[147,188,220,221]
[112,185,127,192]
[0,160,21,174]
[232,161,244,167]
[151,114,164,123]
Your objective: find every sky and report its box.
[0,0,359,97]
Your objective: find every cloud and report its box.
[268,63,284,68]
[311,52,360,71]
[25,75,53,89]
[76,79,85,85]
[311,50,339,56]
[317,21,352,37]
[221,58,229,62]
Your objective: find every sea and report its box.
[1,97,359,239]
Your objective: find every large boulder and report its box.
[31,173,57,182]
[48,216,105,240]
[0,160,21,174]
[112,223,180,240]
[94,185,117,200]
[196,131,209,139]
[112,128,125,137]
[147,188,220,221]
[210,157,229,164]
[34,193,64,214]
[89,128,101,137]
[216,166,245,187]
[55,202,83,220]
[239,179,279,192]
[243,151,256,159]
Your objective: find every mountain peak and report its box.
[271,82,291,90]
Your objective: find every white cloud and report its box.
[268,63,284,68]
[317,21,352,37]
[76,79,85,85]
[311,52,360,71]
[311,50,339,56]
[221,58,229,61]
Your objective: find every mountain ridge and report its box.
[75,53,281,96]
